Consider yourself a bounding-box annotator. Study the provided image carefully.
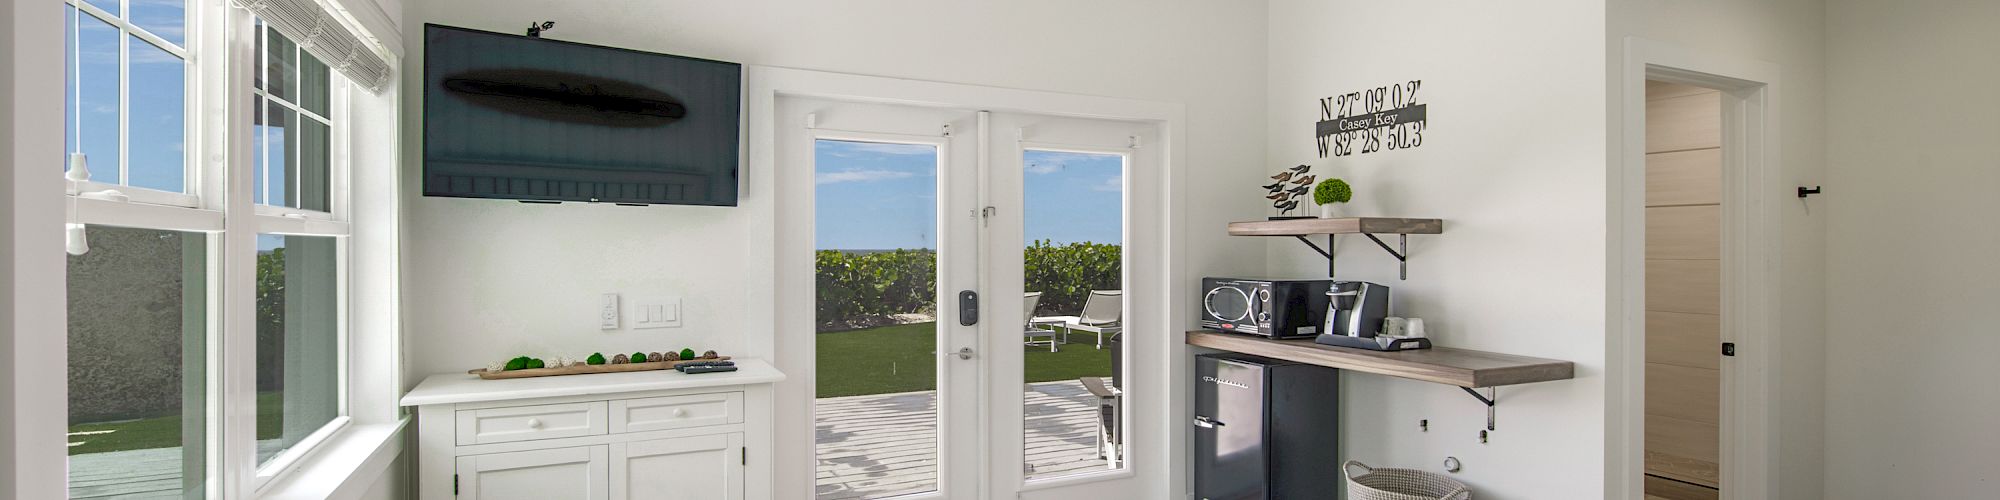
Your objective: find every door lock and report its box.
[955,347,976,360]
[958,290,979,326]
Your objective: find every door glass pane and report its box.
[130,0,185,47]
[67,7,121,184]
[129,36,187,193]
[1021,150,1126,480]
[255,234,340,466]
[67,226,207,499]
[813,139,941,499]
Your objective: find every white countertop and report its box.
[400,358,785,406]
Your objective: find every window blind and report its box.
[239,0,392,93]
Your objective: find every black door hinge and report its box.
[454,474,459,495]
[741,446,747,465]
[1722,342,1736,356]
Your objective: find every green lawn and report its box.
[815,322,1114,398]
[67,391,286,455]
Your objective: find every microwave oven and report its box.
[1200,278,1334,338]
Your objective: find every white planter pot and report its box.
[1318,204,1341,218]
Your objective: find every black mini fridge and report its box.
[1193,353,1341,500]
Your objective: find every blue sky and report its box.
[814,140,1123,250]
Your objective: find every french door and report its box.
[783,96,1155,500]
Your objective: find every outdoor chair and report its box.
[1022,292,1059,352]
[1032,290,1122,349]
[1080,376,1123,466]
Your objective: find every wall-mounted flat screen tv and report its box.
[423,24,741,205]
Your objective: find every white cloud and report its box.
[1091,175,1124,192]
[822,141,936,158]
[817,169,916,185]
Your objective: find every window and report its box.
[60,0,366,496]
[65,0,194,204]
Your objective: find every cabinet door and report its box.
[456,446,609,500]
[610,433,743,500]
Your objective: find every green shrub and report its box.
[815,242,1121,330]
[1313,178,1353,205]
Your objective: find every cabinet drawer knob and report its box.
[527,418,543,429]
[672,408,688,417]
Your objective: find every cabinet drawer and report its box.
[610,392,743,433]
[457,402,608,445]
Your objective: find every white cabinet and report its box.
[456,447,610,500]
[404,360,783,500]
[610,434,745,500]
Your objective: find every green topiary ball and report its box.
[526,358,545,369]
[504,356,529,371]
[586,353,607,365]
[631,352,648,363]
[1313,178,1353,205]
[680,348,698,360]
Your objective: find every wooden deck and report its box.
[66,441,281,499]
[816,380,1112,499]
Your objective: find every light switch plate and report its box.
[599,293,620,330]
[634,296,682,329]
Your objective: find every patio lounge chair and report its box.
[1023,292,1059,352]
[1080,376,1123,466]
[1032,290,1122,349]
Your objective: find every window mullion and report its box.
[117,3,129,187]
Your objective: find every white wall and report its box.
[1264,1,1607,498]
[3,0,70,497]
[1823,1,2000,497]
[1606,1,1829,498]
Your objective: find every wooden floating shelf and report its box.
[1227,217,1442,237]
[1186,330,1572,388]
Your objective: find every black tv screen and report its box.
[423,24,741,205]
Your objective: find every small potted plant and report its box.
[1313,178,1352,218]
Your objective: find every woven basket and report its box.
[1344,460,1471,500]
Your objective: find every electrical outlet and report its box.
[600,293,620,330]
[634,296,682,329]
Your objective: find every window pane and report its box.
[1021,150,1126,480]
[256,234,339,466]
[253,95,268,205]
[67,226,207,499]
[82,0,119,18]
[131,0,185,47]
[265,100,292,208]
[253,20,265,91]
[129,36,187,193]
[67,7,121,184]
[299,119,331,212]
[266,29,297,103]
[300,53,330,117]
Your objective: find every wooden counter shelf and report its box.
[1187,330,1574,431]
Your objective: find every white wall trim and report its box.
[1611,38,1784,500]
[746,65,1186,500]
[5,0,70,496]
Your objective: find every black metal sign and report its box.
[1316,80,1427,157]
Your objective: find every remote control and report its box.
[679,365,738,374]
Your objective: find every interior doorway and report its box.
[1641,80,1724,500]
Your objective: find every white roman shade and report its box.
[238,0,393,93]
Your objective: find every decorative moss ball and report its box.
[663,351,681,361]
[587,353,607,365]
[702,350,718,359]
[526,358,546,369]
[649,352,663,362]
[504,356,529,371]
[1313,178,1353,205]
[631,352,648,363]
[612,353,629,364]
[680,348,698,360]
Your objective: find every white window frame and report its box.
[59,0,367,496]
[65,0,202,208]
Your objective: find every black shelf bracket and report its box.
[1288,233,1413,279]
[1460,386,1497,431]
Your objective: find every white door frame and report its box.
[749,66,1186,500]
[1609,39,1783,500]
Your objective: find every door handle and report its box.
[1193,415,1224,429]
[954,347,976,360]
[958,290,979,326]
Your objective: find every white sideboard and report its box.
[402,360,785,500]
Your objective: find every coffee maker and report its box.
[1314,281,1431,351]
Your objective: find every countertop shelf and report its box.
[1226,217,1442,237]
[1186,330,1572,388]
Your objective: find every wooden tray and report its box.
[468,356,732,380]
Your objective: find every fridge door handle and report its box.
[1193,415,1224,428]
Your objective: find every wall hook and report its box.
[1798,186,1822,198]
